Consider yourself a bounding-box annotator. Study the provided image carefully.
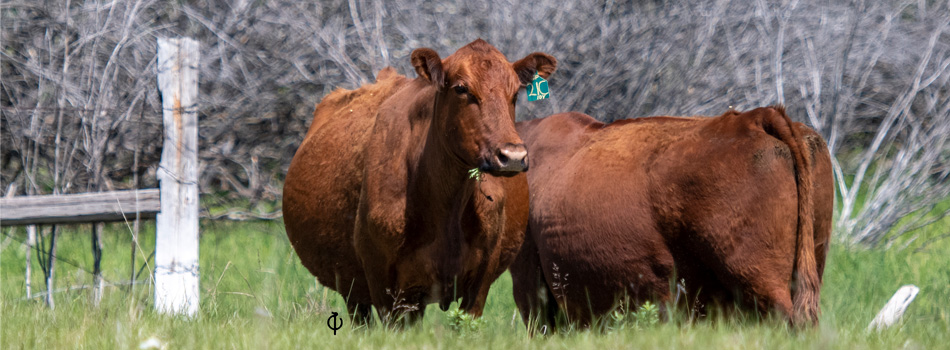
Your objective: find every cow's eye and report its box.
[454,85,469,95]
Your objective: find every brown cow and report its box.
[283,39,556,324]
[510,106,833,330]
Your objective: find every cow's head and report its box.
[411,39,557,176]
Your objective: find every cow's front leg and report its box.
[354,246,395,323]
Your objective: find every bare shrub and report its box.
[2,0,947,247]
[2,0,163,197]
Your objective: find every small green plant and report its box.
[446,307,484,335]
[605,301,660,333]
[635,301,660,328]
[606,308,628,332]
[467,168,484,182]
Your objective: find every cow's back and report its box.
[283,68,409,303]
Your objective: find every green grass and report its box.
[3,219,950,349]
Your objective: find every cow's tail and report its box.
[766,105,820,327]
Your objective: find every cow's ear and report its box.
[411,48,445,89]
[513,52,557,86]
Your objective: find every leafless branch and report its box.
[2,0,948,247]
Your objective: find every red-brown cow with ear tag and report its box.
[283,39,557,325]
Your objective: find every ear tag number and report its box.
[527,73,550,101]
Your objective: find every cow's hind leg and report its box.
[687,256,795,324]
[700,222,799,324]
[751,286,794,323]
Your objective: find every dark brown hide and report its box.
[283,39,556,324]
[510,107,832,330]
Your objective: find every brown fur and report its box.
[510,107,832,330]
[283,39,556,324]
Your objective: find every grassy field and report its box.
[2,219,949,349]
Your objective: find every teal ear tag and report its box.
[526,73,550,101]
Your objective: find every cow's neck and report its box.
[407,110,480,285]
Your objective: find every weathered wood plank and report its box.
[0,189,160,226]
[868,284,920,331]
[154,37,200,316]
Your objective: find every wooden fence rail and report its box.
[0,189,160,226]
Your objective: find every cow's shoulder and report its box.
[358,79,438,242]
[518,111,600,131]
[518,112,600,148]
[517,112,601,170]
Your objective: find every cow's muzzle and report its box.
[482,143,528,176]
[439,298,452,311]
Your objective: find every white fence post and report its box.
[155,37,200,316]
[868,285,919,331]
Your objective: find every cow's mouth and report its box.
[478,157,529,177]
[431,281,460,311]
[439,298,453,311]
[479,167,526,178]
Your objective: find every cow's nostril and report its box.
[496,152,509,165]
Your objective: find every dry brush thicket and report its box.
[2,0,948,247]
